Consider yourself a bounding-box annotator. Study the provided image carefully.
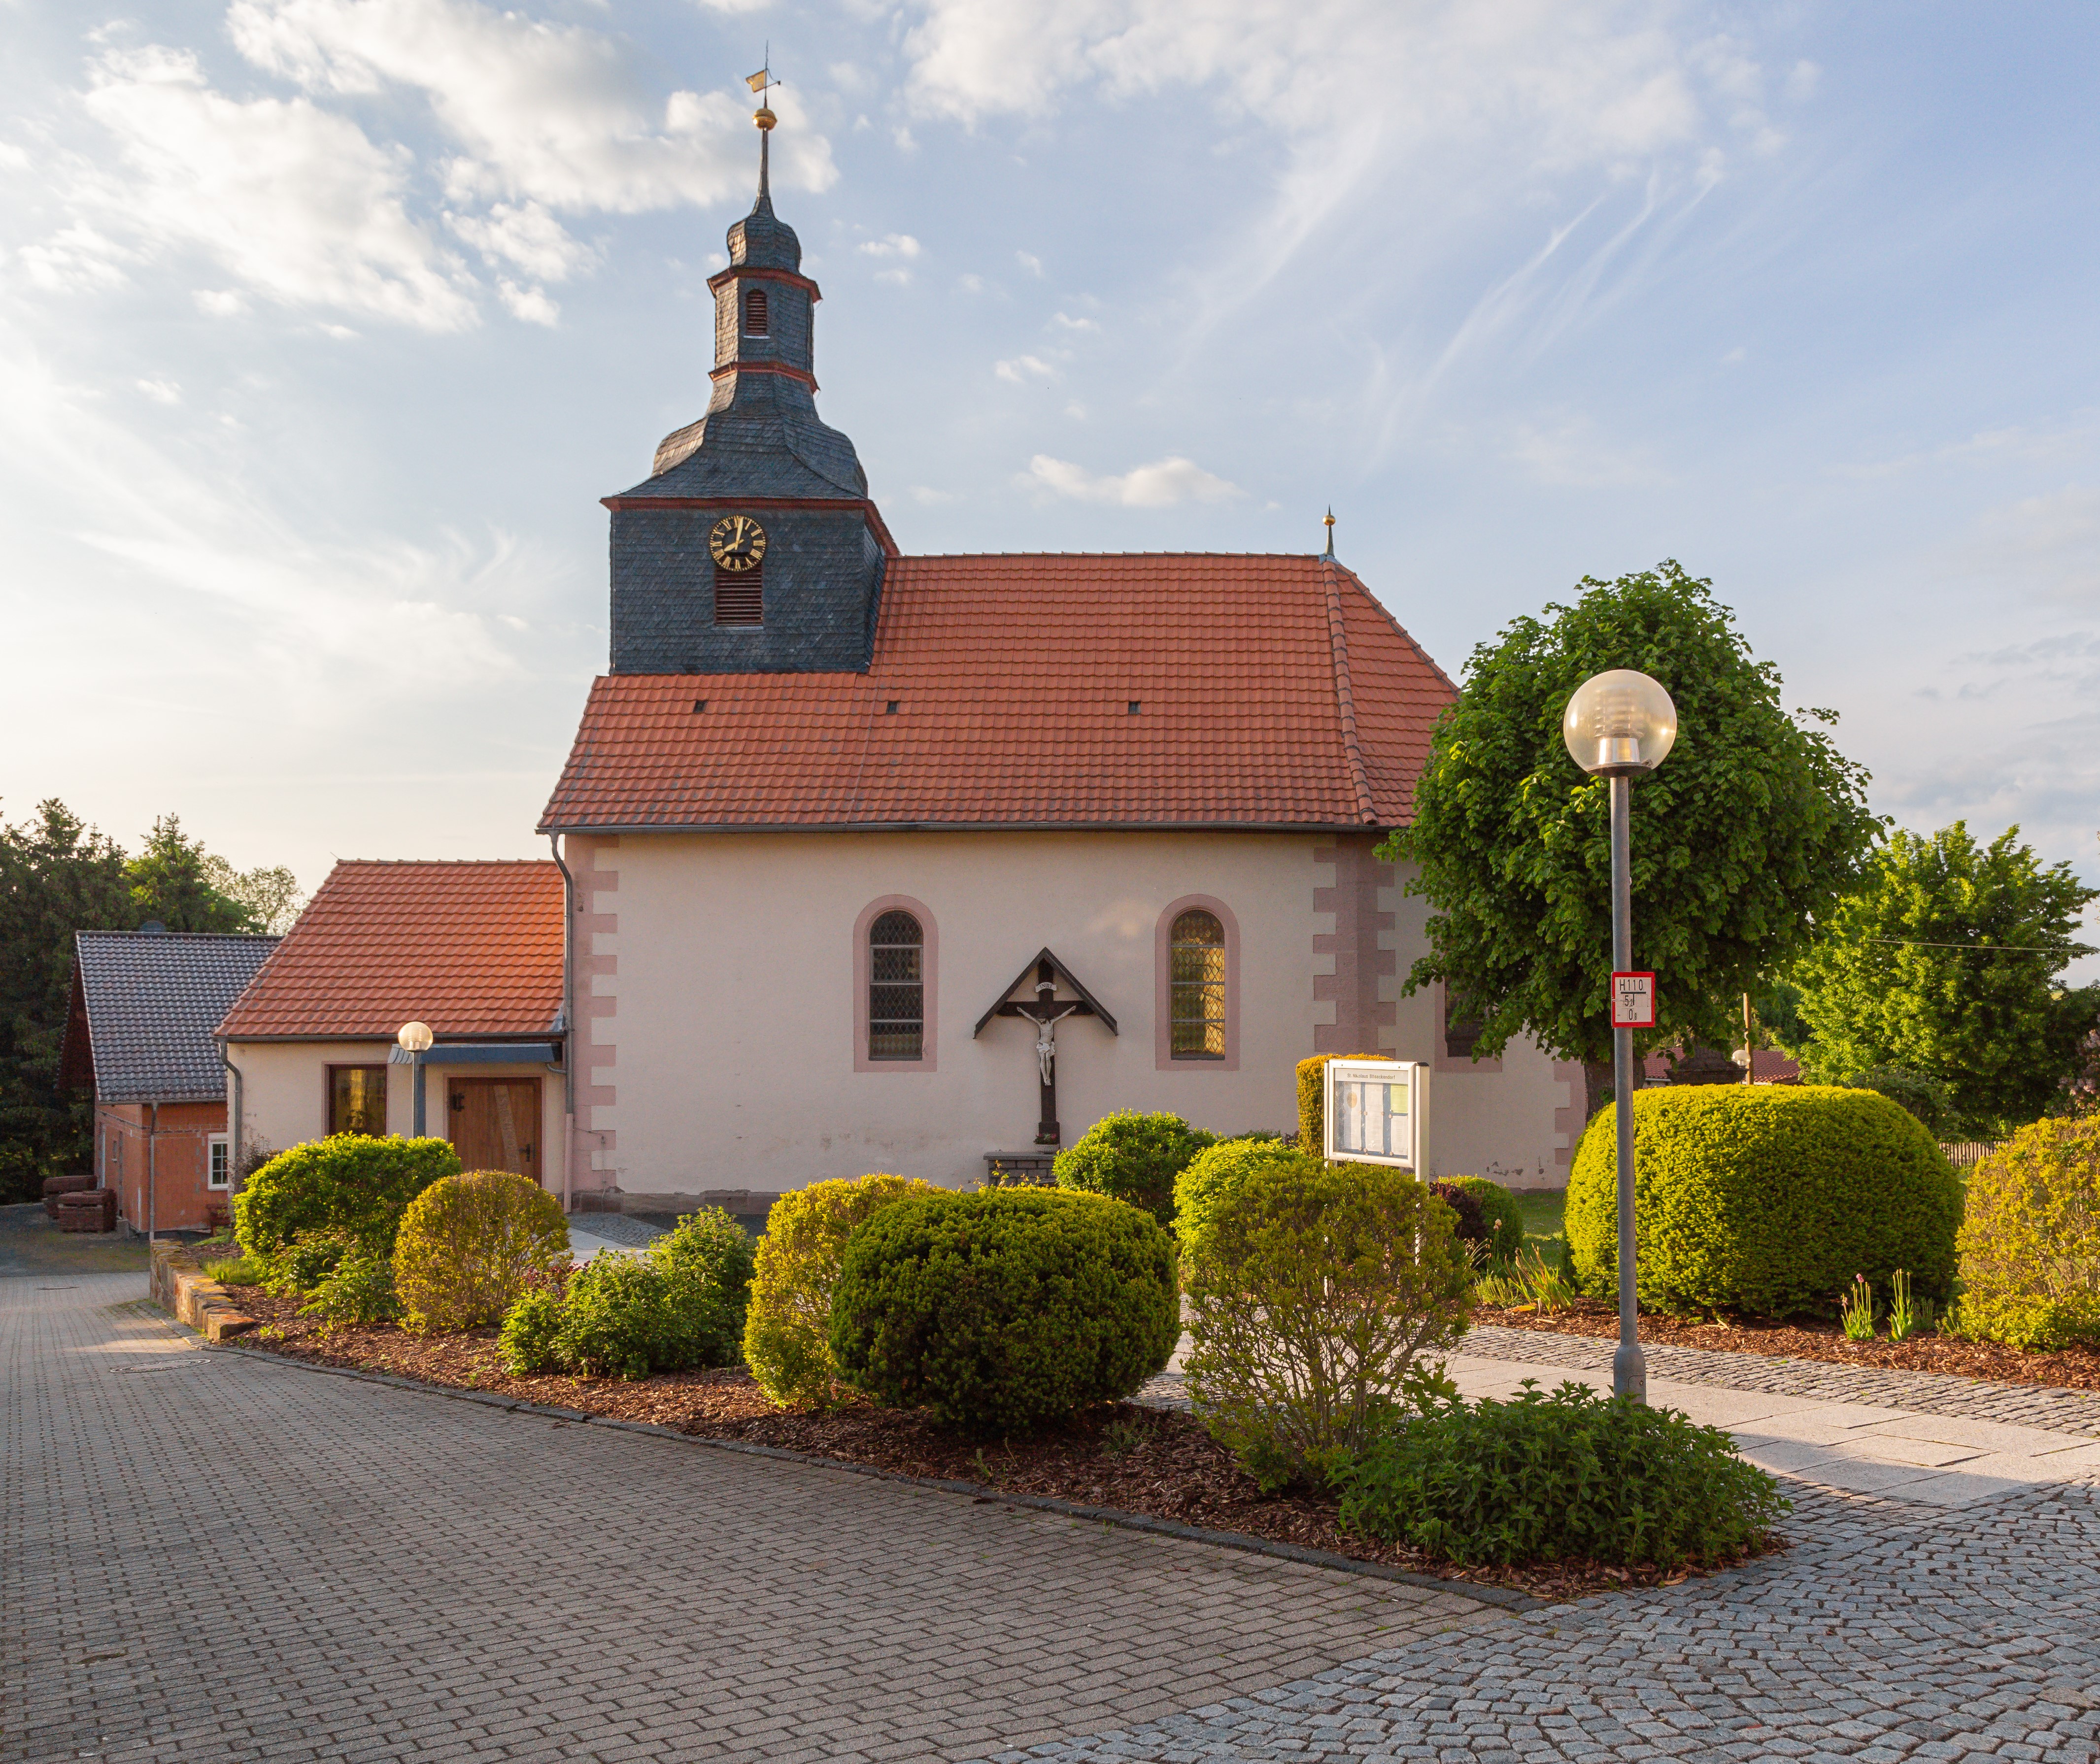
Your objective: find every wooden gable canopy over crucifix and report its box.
[973,949,1118,1148]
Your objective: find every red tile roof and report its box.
[218,861,563,1040]
[541,555,1455,831]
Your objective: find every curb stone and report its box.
[203,1340,1549,1612]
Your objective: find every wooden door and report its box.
[447,1077,541,1180]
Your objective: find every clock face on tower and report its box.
[708,514,768,572]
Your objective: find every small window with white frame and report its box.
[207,1134,231,1189]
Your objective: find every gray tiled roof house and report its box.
[63,931,280,1103]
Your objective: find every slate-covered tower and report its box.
[604,103,891,673]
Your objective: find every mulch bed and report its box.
[1474,1299,2100,1392]
[219,1285,1781,1604]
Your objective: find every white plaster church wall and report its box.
[567,829,1570,1195]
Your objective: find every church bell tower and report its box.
[603,80,890,674]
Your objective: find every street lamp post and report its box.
[397,1021,435,1135]
[1562,668,1678,1403]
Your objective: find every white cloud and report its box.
[194,290,251,317]
[859,233,923,259]
[1050,312,1098,332]
[226,0,836,214]
[1974,484,2100,600]
[1020,453,1241,507]
[995,353,1060,383]
[71,45,478,330]
[444,201,593,282]
[136,377,183,405]
[1504,414,1662,488]
[17,222,135,294]
[1015,249,1043,275]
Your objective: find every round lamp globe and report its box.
[1563,669,1678,776]
[396,1020,435,1054]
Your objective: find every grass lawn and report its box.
[1515,1188,1565,1246]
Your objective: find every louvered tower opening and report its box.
[714,565,763,626]
[743,288,769,335]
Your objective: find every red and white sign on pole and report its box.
[1611,971,1658,1029]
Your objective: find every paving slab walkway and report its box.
[1,1274,1495,1764]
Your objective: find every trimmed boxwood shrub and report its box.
[1053,1111,1216,1225]
[829,1188,1179,1435]
[393,1171,569,1333]
[1567,1085,1961,1317]
[1336,1381,1789,1568]
[1436,1176,1526,1265]
[744,1174,936,1409]
[235,1134,461,1261]
[1183,1150,1471,1490]
[1172,1134,1308,1261]
[1956,1116,2100,1349]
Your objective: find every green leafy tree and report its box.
[201,854,305,934]
[1788,823,2099,1136]
[1382,563,1880,1104]
[0,800,136,1200]
[127,815,259,932]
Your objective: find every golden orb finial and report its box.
[754,105,776,131]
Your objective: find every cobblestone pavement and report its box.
[1459,1324,2100,1439]
[2,1275,1497,1764]
[972,1475,2100,1764]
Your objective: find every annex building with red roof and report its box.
[526,119,1583,1204]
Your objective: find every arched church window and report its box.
[869,910,924,1059]
[744,287,769,336]
[1169,909,1226,1059]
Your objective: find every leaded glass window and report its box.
[869,910,924,1059]
[1170,909,1226,1059]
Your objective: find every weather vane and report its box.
[746,50,780,117]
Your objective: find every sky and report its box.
[3,0,2098,965]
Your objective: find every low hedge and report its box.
[1172,1135,1308,1261]
[1956,1116,2100,1349]
[1336,1381,1789,1568]
[500,1207,753,1379]
[393,1172,568,1333]
[1567,1085,1962,1317]
[829,1188,1178,1435]
[235,1134,460,1261]
[1182,1150,1471,1489]
[1436,1176,1525,1265]
[1053,1111,1215,1225]
[743,1174,936,1409]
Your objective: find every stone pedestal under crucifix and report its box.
[973,948,1118,1147]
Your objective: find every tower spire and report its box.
[745,58,780,214]
[1322,506,1336,558]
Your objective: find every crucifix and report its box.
[973,948,1119,1148]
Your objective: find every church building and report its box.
[536,103,1581,1200]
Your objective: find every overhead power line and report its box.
[1863,937,2084,956]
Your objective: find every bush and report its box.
[200,1252,268,1287]
[499,1209,754,1379]
[830,1188,1178,1435]
[1435,1176,1526,1265]
[744,1174,936,1409]
[1172,1135,1308,1261]
[1955,1116,2100,1349]
[235,1134,461,1261]
[299,1244,400,1326]
[652,1207,758,1367]
[1053,1111,1216,1225]
[263,1230,358,1295]
[1182,1150,1472,1491]
[1427,1179,1485,1243]
[1336,1381,1790,1568]
[393,1172,569,1334]
[1843,1064,1953,1135]
[1566,1086,1962,1317]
